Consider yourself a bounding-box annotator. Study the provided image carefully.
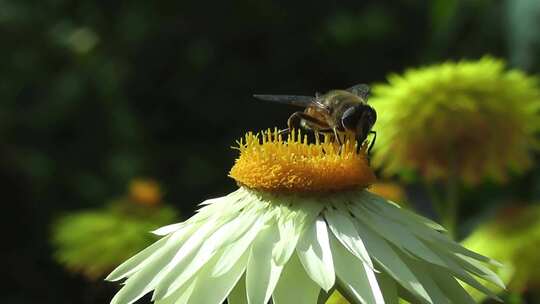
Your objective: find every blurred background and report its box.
[2,0,540,303]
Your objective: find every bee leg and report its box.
[333,127,342,146]
[367,131,377,154]
[286,111,329,133]
[282,111,306,135]
[278,128,290,136]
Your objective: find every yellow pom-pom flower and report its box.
[52,199,177,280]
[106,129,504,304]
[463,204,540,301]
[371,57,540,184]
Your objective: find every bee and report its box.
[253,84,377,153]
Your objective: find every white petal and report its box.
[330,234,384,304]
[360,191,446,231]
[429,241,504,289]
[352,219,432,303]
[376,271,398,304]
[366,196,501,268]
[350,203,448,268]
[456,254,505,288]
[153,212,258,300]
[272,201,322,266]
[425,248,501,300]
[246,224,284,304]
[272,254,321,304]
[185,250,249,304]
[110,224,200,304]
[324,206,374,269]
[151,223,184,236]
[296,217,335,291]
[430,270,476,304]
[228,276,248,304]
[106,234,171,282]
[212,214,268,276]
[155,279,197,304]
[400,254,453,304]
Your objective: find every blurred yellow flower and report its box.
[368,182,407,204]
[463,204,540,300]
[370,57,540,184]
[52,200,177,279]
[129,178,162,206]
[52,179,177,280]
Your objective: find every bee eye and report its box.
[341,107,359,130]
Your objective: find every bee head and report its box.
[341,104,377,142]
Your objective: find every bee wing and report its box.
[252,94,314,107]
[346,84,371,100]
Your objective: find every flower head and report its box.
[107,130,503,304]
[370,57,540,184]
[129,178,163,206]
[52,197,177,279]
[463,204,540,298]
[229,129,375,192]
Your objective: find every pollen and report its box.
[229,129,376,192]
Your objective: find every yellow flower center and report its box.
[229,129,376,192]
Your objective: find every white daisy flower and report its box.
[107,130,503,304]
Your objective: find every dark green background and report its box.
[2,0,540,303]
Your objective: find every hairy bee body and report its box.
[253,84,377,151]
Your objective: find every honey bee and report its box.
[253,84,377,153]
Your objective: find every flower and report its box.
[129,178,163,206]
[107,130,503,304]
[368,182,407,205]
[52,188,177,279]
[463,204,540,300]
[370,57,540,184]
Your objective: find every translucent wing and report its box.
[346,84,370,100]
[253,95,314,107]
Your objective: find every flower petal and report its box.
[153,211,257,300]
[324,205,374,269]
[376,271,399,304]
[106,234,172,282]
[212,215,267,277]
[272,254,321,304]
[424,247,501,300]
[296,217,335,291]
[330,233,384,304]
[109,223,202,304]
[182,249,249,304]
[246,224,283,304]
[352,219,432,303]
[155,278,197,304]
[228,275,248,304]
[151,223,184,236]
[350,203,448,268]
[360,191,446,231]
[456,254,505,289]
[273,200,322,266]
[400,256,450,304]
[429,270,476,304]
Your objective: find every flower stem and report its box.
[424,157,460,239]
[442,152,460,239]
[442,172,459,239]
